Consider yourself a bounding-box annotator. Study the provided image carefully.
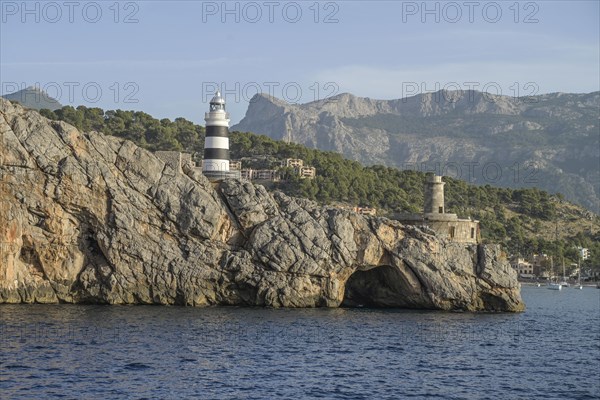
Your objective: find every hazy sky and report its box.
[1,0,599,124]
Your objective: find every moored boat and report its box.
[547,282,562,290]
[547,257,562,290]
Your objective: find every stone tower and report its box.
[397,174,480,244]
[424,174,445,214]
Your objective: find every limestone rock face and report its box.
[0,99,524,311]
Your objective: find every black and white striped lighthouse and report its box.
[202,91,238,180]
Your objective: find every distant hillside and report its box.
[2,87,62,111]
[232,90,600,213]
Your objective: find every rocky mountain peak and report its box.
[1,87,63,111]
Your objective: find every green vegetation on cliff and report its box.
[39,105,600,272]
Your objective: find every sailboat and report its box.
[547,256,562,290]
[559,258,570,288]
[574,256,583,290]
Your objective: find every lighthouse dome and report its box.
[209,91,225,112]
[210,91,225,105]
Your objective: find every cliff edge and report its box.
[0,99,524,311]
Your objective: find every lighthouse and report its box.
[202,91,239,181]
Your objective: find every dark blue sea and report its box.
[1,286,599,399]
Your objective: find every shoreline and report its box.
[519,281,599,288]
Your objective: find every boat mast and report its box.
[577,251,581,285]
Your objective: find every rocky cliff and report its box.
[232,91,600,213]
[0,99,524,311]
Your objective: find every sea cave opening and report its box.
[341,265,417,308]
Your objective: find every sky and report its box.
[1,0,599,124]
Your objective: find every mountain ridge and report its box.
[233,90,600,213]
